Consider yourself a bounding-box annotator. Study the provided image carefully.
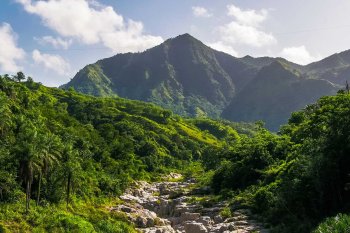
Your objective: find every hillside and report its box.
[222,61,337,131]
[0,75,242,232]
[62,34,261,118]
[1,74,350,233]
[210,90,350,233]
[63,34,346,130]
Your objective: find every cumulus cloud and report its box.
[35,36,72,49]
[32,49,70,75]
[281,46,321,65]
[219,21,276,48]
[227,4,268,27]
[0,23,25,73]
[16,0,163,53]
[220,4,276,48]
[192,6,212,18]
[211,4,276,51]
[207,41,238,57]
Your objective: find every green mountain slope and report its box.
[222,61,337,131]
[305,49,350,85]
[63,34,259,118]
[0,75,243,232]
[63,33,348,130]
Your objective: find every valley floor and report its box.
[111,174,269,233]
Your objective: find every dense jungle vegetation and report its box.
[0,73,349,232]
[208,89,350,232]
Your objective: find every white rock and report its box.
[184,222,208,233]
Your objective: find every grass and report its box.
[178,123,220,146]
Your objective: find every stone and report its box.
[197,216,213,226]
[168,217,180,226]
[184,222,208,233]
[146,217,155,227]
[136,216,148,228]
[113,179,269,233]
[159,183,171,195]
[213,215,223,223]
[120,205,134,213]
[180,212,201,222]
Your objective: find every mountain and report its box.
[222,61,336,131]
[63,34,260,118]
[304,49,350,85]
[64,33,344,130]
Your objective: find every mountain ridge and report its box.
[63,33,345,130]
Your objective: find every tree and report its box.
[61,144,80,207]
[36,133,61,206]
[13,72,25,82]
[0,93,12,136]
[14,121,41,213]
[14,118,49,213]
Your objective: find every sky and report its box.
[1,0,350,87]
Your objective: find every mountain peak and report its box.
[173,33,196,41]
[163,33,203,46]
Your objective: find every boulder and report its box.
[136,216,148,228]
[213,215,223,223]
[184,222,208,233]
[180,212,201,222]
[120,205,134,213]
[197,216,213,226]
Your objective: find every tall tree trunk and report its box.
[66,172,71,208]
[26,180,30,213]
[36,173,42,206]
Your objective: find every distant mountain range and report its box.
[63,33,348,130]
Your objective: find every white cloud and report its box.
[17,0,163,53]
[36,36,72,49]
[207,41,238,57]
[227,4,268,27]
[192,6,212,18]
[281,46,321,65]
[0,23,25,73]
[209,4,276,54]
[219,21,276,48]
[32,49,70,75]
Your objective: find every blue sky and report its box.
[1,0,350,86]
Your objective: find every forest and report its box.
[0,73,349,232]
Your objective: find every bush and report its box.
[220,207,232,219]
[313,214,350,233]
[0,224,9,233]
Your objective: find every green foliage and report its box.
[2,72,348,232]
[313,214,350,233]
[211,129,288,193]
[0,75,245,231]
[220,207,232,219]
[210,92,350,232]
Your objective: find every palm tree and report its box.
[15,119,41,213]
[18,140,41,213]
[36,133,61,206]
[61,144,79,208]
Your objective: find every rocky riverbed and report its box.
[109,174,269,233]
